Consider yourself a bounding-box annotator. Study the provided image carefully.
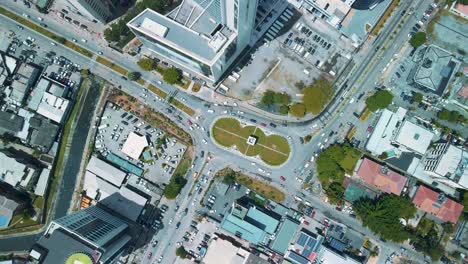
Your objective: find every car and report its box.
[17,25,24,30]
[269,123,277,128]
[202,139,207,144]
[310,211,316,218]
[147,252,153,259]
[250,119,257,123]
[323,218,330,227]
[260,123,267,127]
[51,42,57,46]
[158,256,163,263]
[303,220,310,225]
[72,38,77,42]
[280,176,286,181]
[395,72,401,78]
[176,222,181,229]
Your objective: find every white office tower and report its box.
[29,206,131,264]
[128,0,259,85]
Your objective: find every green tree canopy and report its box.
[274,92,291,105]
[437,108,466,123]
[365,90,393,112]
[137,58,156,71]
[163,68,181,84]
[164,175,187,199]
[354,194,416,242]
[412,92,423,103]
[176,246,188,259]
[302,79,334,114]
[261,90,275,106]
[290,103,306,117]
[127,71,141,81]
[279,105,289,115]
[409,32,427,48]
[325,182,345,205]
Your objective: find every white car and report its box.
[202,139,208,144]
[251,162,256,166]
[207,109,215,113]
[51,42,57,46]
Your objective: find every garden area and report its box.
[212,118,290,166]
[258,78,334,118]
[217,168,285,202]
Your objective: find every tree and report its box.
[289,103,306,117]
[176,246,188,259]
[302,78,334,114]
[353,194,416,242]
[365,90,393,112]
[51,35,66,44]
[261,90,275,106]
[137,58,156,71]
[325,182,345,205]
[279,105,289,115]
[127,71,141,81]
[164,174,187,199]
[80,69,90,76]
[273,92,291,105]
[437,108,466,123]
[163,68,181,84]
[412,92,423,103]
[409,32,427,48]
[223,171,236,185]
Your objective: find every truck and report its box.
[193,172,199,179]
[97,124,108,130]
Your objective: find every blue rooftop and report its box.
[270,217,300,254]
[220,214,267,244]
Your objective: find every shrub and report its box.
[163,68,181,84]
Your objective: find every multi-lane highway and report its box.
[0,0,434,263]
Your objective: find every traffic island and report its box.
[211,118,290,166]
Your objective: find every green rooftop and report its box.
[220,214,267,244]
[270,217,300,254]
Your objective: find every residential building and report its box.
[407,45,461,96]
[28,114,59,152]
[0,195,19,229]
[0,151,36,188]
[220,198,280,245]
[366,108,407,156]
[6,62,41,105]
[303,0,356,28]
[412,185,464,223]
[28,77,70,124]
[449,2,468,20]
[29,205,132,264]
[128,0,259,85]
[60,0,117,23]
[355,158,407,196]
[0,111,24,137]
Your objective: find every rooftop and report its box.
[0,152,27,187]
[121,132,148,160]
[34,168,50,197]
[412,185,464,223]
[343,182,377,203]
[0,195,19,228]
[128,5,235,63]
[86,156,127,187]
[98,188,147,222]
[0,111,24,136]
[28,114,59,151]
[270,217,300,254]
[394,120,434,154]
[319,246,360,264]
[203,238,250,264]
[356,158,407,195]
[365,108,407,155]
[290,229,324,262]
[36,92,70,124]
[413,45,459,95]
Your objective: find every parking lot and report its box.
[200,181,247,222]
[223,7,354,100]
[94,102,187,184]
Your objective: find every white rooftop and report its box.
[36,92,70,124]
[395,120,434,154]
[34,168,50,196]
[435,145,462,178]
[86,156,127,187]
[366,108,406,155]
[141,18,168,37]
[0,152,27,187]
[83,171,120,200]
[121,132,148,160]
[203,238,249,264]
[320,247,360,264]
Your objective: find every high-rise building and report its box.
[128,0,259,85]
[29,206,132,264]
[61,0,118,23]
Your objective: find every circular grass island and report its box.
[65,253,94,264]
[212,118,291,166]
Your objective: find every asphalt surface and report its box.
[0,1,436,263]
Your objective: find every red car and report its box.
[323,219,330,227]
[310,211,316,218]
[188,120,193,125]
[260,123,267,127]
[147,252,153,259]
[279,176,286,181]
[303,220,310,225]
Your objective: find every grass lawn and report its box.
[192,83,202,92]
[360,108,372,121]
[339,148,362,174]
[0,7,93,58]
[136,78,146,86]
[171,99,195,116]
[96,56,128,75]
[147,84,167,99]
[212,118,290,165]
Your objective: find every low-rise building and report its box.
[285,229,324,264]
[220,198,281,245]
[28,114,59,152]
[449,2,468,19]
[203,236,270,264]
[302,0,356,28]
[0,195,19,229]
[29,77,70,124]
[355,158,407,196]
[0,151,35,188]
[0,111,24,137]
[121,132,148,160]
[412,185,464,224]
[5,62,41,105]
[407,45,461,96]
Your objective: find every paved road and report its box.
[0,1,433,263]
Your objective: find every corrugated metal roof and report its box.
[270,217,300,254]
